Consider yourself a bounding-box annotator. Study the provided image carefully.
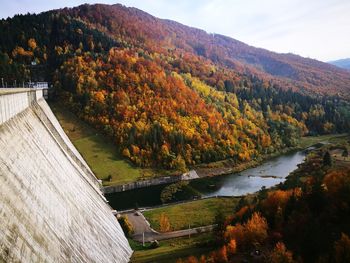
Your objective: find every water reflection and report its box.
[107,150,306,210]
[202,150,305,197]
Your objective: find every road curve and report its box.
[121,211,215,242]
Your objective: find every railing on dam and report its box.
[1,82,49,98]
[0,80,49,89]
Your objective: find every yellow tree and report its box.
[28,38,37,50]
[227,239,237,256]
[244,212,268,246]
[159,213,171,232]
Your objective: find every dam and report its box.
[0,89,132,262]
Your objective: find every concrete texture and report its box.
[0,89,132,262]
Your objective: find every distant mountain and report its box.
[328,58,350,70]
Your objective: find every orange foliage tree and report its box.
[159,213,171,232]
[269,242,295,263]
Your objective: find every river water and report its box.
[106,150,307,210]
[201,150,306,197]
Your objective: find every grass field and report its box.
[73,135,141,185]
[298,133,348,149]
[143,197,240,232]
[130,233,215,263]
[50,103,142,185]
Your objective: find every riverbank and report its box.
[129,135,350,262]
[106,150,306,209]
[195,133,348,178]
[50,104,347,192]
[104,134,345,194]
[126,136,350,231]
[103,147,304,194]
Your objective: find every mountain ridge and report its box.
[54,3,350,97]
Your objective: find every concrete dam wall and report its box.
[0,89,132,262]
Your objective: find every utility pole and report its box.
[142,232,145,247]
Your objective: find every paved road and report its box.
[132,225,216,242]
[123,211,154,236]
[121,211,215,242]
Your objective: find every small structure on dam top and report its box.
[0,88,132,262]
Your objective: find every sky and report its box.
[0,0,349,62]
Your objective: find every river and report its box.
[106,150,307,210]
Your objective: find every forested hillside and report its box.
[180,139,350,262]
[0,3,349,170]
[61,4,350,97]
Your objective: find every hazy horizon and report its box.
[1,0,349,62]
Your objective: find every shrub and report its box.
[150,240,160,249]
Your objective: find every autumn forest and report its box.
[1,4,349,171]
[1,3,350,263]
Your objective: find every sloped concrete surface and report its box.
[0,91,132,262]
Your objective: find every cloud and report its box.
[1,0,349,61]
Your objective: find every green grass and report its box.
[298,133,348,149]
[50,103,142,186]
[130,233,215,263]
[49,103,191,185]
[143,197,240,232]
[73,135,141,185]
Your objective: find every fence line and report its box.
[0,81,49,89]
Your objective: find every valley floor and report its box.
[129,134,350,262]
[50,103,349,262]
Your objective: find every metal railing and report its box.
[0,80,49,89]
